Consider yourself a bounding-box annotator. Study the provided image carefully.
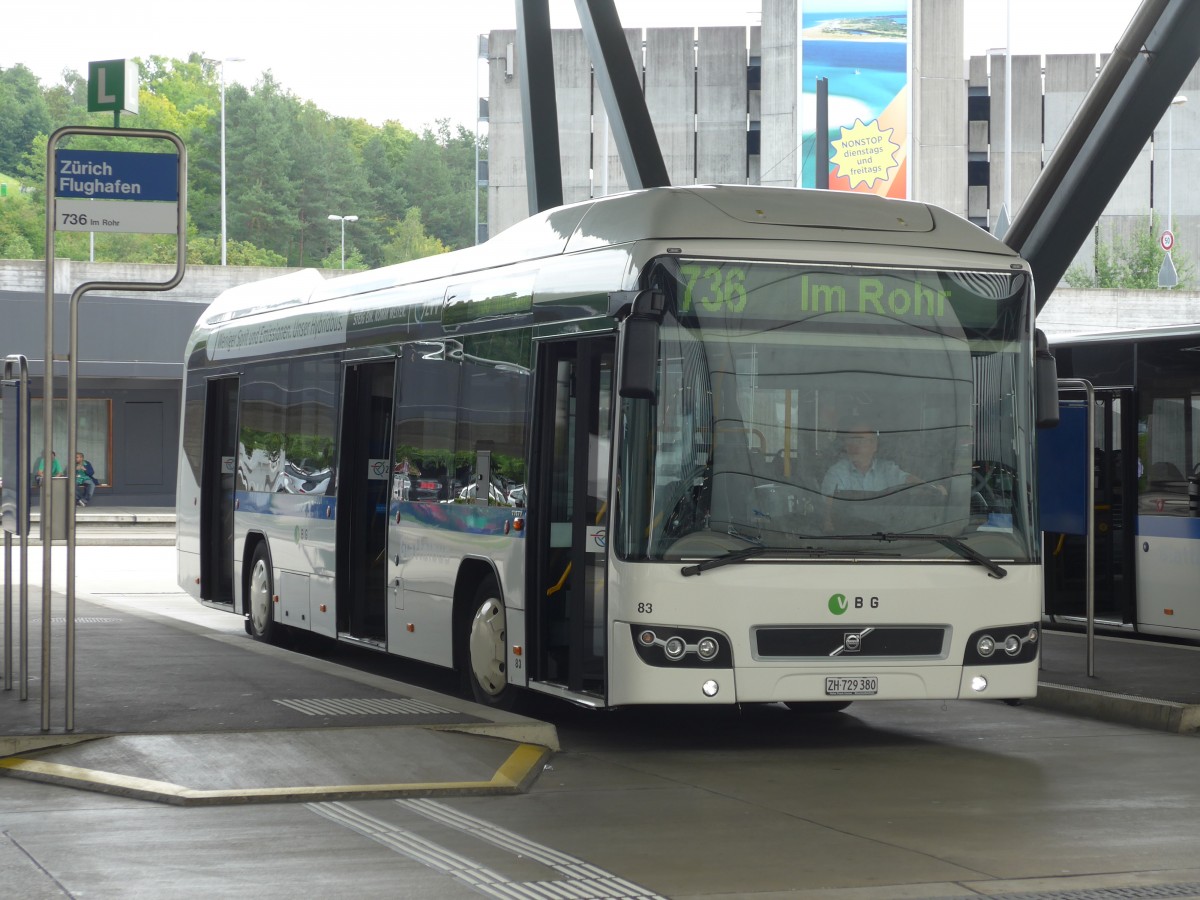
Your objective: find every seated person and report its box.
[75,452,98,506]
[33,451,63,486]
[821,422,944,527]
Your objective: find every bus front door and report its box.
[336,360,395,646]
[200,376,239,606]
[1044,388,1137,624]
[531,337,615,701]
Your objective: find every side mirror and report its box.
[1035,329,1060,429]
[618,290,665,401]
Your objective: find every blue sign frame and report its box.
[55,149,178,202]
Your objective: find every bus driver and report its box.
[821,421,945,528]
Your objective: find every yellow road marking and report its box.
[0,742,551,806]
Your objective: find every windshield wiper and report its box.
[873,532,1008,579]
[679,544,900,577]
[680,545,767,576]
[677,532,1007,579]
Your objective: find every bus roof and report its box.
[1050,323,1200,346]
[200,185,1019,325]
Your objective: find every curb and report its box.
[0,741,553,807]
[1030,682,1200,734]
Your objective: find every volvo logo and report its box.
[830,627,874,657]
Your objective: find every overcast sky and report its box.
[7,1,1144,132]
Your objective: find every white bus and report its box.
[177,185,1058,710]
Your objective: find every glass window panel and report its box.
[26,399,112,486]
[394,343,462,502]
[618,260,1036,564]
[238,363,288,491]
[279,357,337,494]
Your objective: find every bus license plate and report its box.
[825,676,878,696]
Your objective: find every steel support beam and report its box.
[516,0,563,214]
[1005,0,1200,310]
[574,0,669,189]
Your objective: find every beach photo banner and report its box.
[799,1,911,198]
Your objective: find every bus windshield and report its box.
[616,259,1037,565]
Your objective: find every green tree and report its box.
[320,246,366,271]
[382,207,449,264]
[0,66,51,175]
[0,53,479,267]
[227,75,302,261]
[1066,219,1194,289]
[0,191,38,258]
[400,121,479,250]
[362,122,415,227]
[291,105,377,267]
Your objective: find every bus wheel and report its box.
[463,577,514,708]
[247,543,275,643]
[783,701,852,714]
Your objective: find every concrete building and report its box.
[482,0,1199,285]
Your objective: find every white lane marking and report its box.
[273,696,456,716]
[307,799,663,899]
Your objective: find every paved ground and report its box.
[3,539,1200,899]
[2,531,1197,818]
[1,544,556,806]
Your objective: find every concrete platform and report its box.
[1030,627,1200,733]
[0,584,557,806]
[20,504,176,546]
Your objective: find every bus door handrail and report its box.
[1057,378,1096,677]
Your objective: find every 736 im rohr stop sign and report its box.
[54,148,179,235]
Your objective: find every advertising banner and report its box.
[800,1,911,198]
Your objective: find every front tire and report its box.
[246,543,276,643]
[462,576,515,709]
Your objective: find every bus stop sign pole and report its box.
[45,125,187,732]
[3,354,31,699]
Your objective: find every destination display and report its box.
[672,261,1023,330]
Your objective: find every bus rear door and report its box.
[200,376,239,606]
[335,359,396,646]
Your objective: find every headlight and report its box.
[664,636,687,661]
[696,636,719,661]
[976,635,996,658]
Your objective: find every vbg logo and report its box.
[828,593,848,615]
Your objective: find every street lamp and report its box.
[206,56,245,266]
[1159,95,1188,288]
[1168,95,1188,238]
[328,214,358,269]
